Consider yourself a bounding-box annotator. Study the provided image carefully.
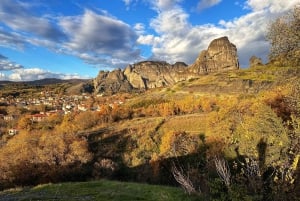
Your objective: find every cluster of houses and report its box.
[0,92,125,136]
[1,93,91,109]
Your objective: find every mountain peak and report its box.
[189,36,239,73]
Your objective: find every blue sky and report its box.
[0,0,298,81]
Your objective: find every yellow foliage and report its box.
[235,103,290,166]
[160,131,175,155]
[292,154,299,171]
[0,129,93,186]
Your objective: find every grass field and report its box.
[0,180,201,201]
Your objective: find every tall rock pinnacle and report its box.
[189,36,239,73]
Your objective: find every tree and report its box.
[0,130,93,187]
[18,116,32,131]
[74,111,98,130]
[266,6,300,66]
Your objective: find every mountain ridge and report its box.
[93,36,239,94]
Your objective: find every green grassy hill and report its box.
[0,180,200,201]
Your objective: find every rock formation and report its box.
[93,36,239,94]
[249,56,263,68]
[189,36,239,73]
[93,69,132,94]
[124,61,188,89]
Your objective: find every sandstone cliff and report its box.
[93,36,239,94]
[189,36,239,73]
[124,61,188,89]
[93,69,132,94]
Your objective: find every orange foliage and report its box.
[0,130,93,187]
[263,90,292,121]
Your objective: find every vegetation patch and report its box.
[0,180,201,201]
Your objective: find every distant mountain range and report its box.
[0,78,90,86]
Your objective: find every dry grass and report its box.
[159,114,206,135]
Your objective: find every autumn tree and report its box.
[73,111,98,130]
[0,130,92,187]
[267,6,300,66]
[17,116,32,131]
[58,113,78,134]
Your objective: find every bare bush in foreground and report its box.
[171,162,198,195]
[214,156,231,187]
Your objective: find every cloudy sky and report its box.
[0,0,298,81]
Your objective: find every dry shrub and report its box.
[214,156,231,187]
[159,131,199,157]
[171,162,198,195]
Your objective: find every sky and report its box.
[0,0,298,81]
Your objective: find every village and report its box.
[0,90,125,137]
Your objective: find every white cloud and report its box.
[0,1,143,69]
[8,68,85,81]
[0,54,24,71]
[245,0,297,13]
[141,7,223,63]
[0,54,87,82]
[59,9,141,67]
[0,0,65,41]
[0,28,26,49]
[150,0,183,11]
[137,35,162,46]
[142,0,298,66]
[150,8,190,35]
[134,23,145,34]
[197,0,222,11]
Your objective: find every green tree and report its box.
[266,6,300,66]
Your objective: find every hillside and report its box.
[0,78,91,97]
[83,65,300,200]
[0,65,299,200]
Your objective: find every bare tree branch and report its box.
[171,162,198,195]
[214,156,231,187]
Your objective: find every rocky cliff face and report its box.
[189,36,239,73]
[93,69,133,94]
[93,36,239,94]
[124,61,188,89]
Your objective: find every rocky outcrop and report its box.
[249,56,263,68]
[93,36,239,94]
[93,69,132,94]
[124,61,188,89]
[189,36,239,73]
